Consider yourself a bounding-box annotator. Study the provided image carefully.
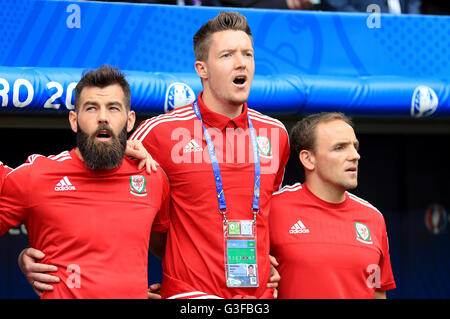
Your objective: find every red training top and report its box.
[270,183,396,299]
[0,161,12,193]
[0,150,169,299]
[130,93,290,299]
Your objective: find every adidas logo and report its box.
[55,176,76,191]
[183,139,203,153]
[289,220,310,234]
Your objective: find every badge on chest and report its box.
[224,220,258,288]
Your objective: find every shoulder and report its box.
[346,192,384,220]
[8,151,72,177]
[270,183,303,221]
[3,151,73,191]
[272,182,303,197]
[130,105,195,142]
[0,161,12,175]
[149,166,170,185]
[248,108,288,132]
[248,109,289,150]
[47,151,73,163]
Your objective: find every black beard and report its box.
[76,122,128,170]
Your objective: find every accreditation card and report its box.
[224,220,258,288]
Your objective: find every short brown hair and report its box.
[290,112,354,170]
[74,64,131,111]
[193,11,253,62]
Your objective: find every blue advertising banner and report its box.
[0,0,449,117]
[1,66,448,116]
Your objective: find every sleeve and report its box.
[273,126,290,191]
[151,168,171,233]
[0,162,12,194]
[268,194,281,252]
[377,219,396,291]
[0,167,30,237]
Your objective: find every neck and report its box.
[201,90,244,119]
[74,147,84,162]
[305,178,346,204]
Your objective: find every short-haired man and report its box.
[129,11,290,299]
[269,112,396,298]
[0,65,169,298]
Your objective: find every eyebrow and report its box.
[82,101,124,108]
[218,47,254,54]
[332,140,360,149]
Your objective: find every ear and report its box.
[69,111,78,133]
[299,149,315,171]
[126,110,136,133]
[194,61,208,81]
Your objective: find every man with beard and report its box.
[0,65,169,298]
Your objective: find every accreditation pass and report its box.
[225,239,258,287]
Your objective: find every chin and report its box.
[230,91,250,104]
[230,98,248,108]
[345,182,358,190]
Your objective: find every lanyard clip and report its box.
[220,209,227,224]
[253,210,259,222]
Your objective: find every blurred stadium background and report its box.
[0,0,449,298]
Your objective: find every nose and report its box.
[350,146,361,161]
[97,106,109,124]
[234,53,246,69]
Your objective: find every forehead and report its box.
[79,84,125,104]
[209,30,253,51]
[315,120,356,144]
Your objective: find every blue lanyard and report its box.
[192,100,261,221]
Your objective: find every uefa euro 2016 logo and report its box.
[410,85,439,118]
[164,82,196,113]
[425,203,447,235]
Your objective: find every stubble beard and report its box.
[343,176,358,190]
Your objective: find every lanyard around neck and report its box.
[192,100,261,223]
